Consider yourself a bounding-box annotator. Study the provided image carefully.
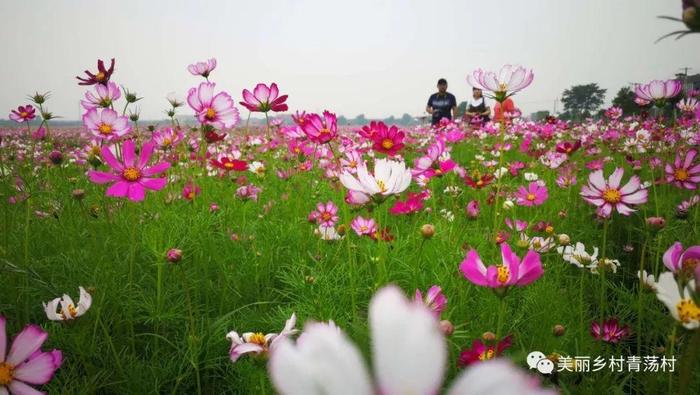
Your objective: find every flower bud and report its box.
[421,224,435,239]
[553,324,565,337]
[337,224,347,236]
[502,199,514,211]
[49,150,63,165]
[645,216,666,230]
[557,234,571,246]
[166,248,183,263]
[305,275,316,284]
[439,320,454,336]
[482,331,496,342]
[72,189,86,200]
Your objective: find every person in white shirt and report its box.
[464,87,491,123]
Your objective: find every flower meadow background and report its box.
[1,6,700,392]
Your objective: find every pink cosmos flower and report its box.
[187,58,217,78]
[662,241,700,276]
[665,149,699,189]
[634,79,682,105]
[515,182,548,207]
[414,285,447,318]
[345,190,371,206]
[459,243,544,288]
[580,168,648,217]
[466,200,480,218]
[76,58,115,85]
[605,106,623,119]
[677,98,700,113]
[82,107,131,141]
[370,122,405,156]
[236,184,262,202]
[505,218,528,232]
[590,318,630,344]
[226,313,297,363]
[300,111,337,144]
[9,105,36,123]
[311,201,339,227]
[81,81,121,109]
[31,126,46,141]
[458,336,512,367]
[390,192,426,215]
[555,140,581,155]
[239,83,288,113]
[88,140,170,202]
[350,216,378,236]
[466,65,534,102]
[182,182,201,201]
[0,316,63,394]
[187,82,240,129]
[151,127,184,150]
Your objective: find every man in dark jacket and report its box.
[426,78,457,126]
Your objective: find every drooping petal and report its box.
[459,250,489,286]
[88,170,120,184]
[663,242,684,272]
[105,181,130,198]
[13,350,63,385]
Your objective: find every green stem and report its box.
[494,295,508,345]
[599,218,609,329]
[637,236,648,358]
[678,329,700,395]
[491,120,507,240]
[668,325,678,394]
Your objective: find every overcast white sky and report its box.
[1,0,698,120]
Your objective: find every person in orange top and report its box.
[493,97,515,123]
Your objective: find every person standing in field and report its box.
[464,87,491,124]
[493,96,516,123]
[426,78,457,126]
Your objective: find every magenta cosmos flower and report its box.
[82,107,131,141]
[9,105,36,123]
[187,58,217,78]
[580,168,648,217]
[187,82,240,129]
[76,58,115,86]
[370,122,405,156]
[0,316,63,394]
[460,243,543,289]
[590,318,630,344]
[634,79,682,106]
[515,181,548,207]
[414,285,447,318]
[350,216,378,237]
[239,83,288,113]
[665,149,699,189]
[300,111,338,144]
[311,201,339,228]
[88,140,171,202]
[467,65,534,102]
[663,241,700,276]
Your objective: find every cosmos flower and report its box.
[316,225,344,241]
[182,182,201,201]
[460,243,544,289]
[634,79,682,106]
[300,111,338,144]
[648,272,699,330]
[557,242,599,269]
[0,316,63,393]
[240,83,289,113]
[605,106,623,119]
[311,201,339,228]
[76,58,115,85]
[43,287,92,321]
[458,335,512,366]
[339,158,412,200]
[414,285,447,318]
[580,168,648,217]
[9,105,36,123]
[211,156,248,172]
[662,241,700,277]
[268,286,554,395]
[350,216,378,236]
[370,123,405,156]
[555,140,581,155]
[226,313,297,363]
[187,82,240,129]
[466,200,480,218]
[514,181,548,207]
[467,65,534,102]
[82,108,132,141]
[150,127,184,150]
[464,174,494,189]
[187,58,217,78]
[590,318,631,343]
[88,140,170,202]
[81,81,121,109]
[236,184,262,202]
[677,97,700,113]
[665,149,699,190]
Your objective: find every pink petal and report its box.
[141,162,171,177]
[88,170,120,184]
[516,250,543,286]
[100,144,124,171]
[253,83,271,102]
[230,343,264,362]
[138,142,155,169]
[8,381,44,395]
[607,168,624,189]
[6,325,47,366]
[588,170,606,191]
[122,139,136,167]
[139,177,167,191]
[459,250,488,286]
[0,316,6,362]
[663,242,684,272]
[127,183,146,201]
[106,181,130,198]
[13,350,62,385]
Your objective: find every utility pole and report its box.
[553,97,557,115]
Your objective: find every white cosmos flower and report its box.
[649,272,699,330]
[315,225,343,241]
[524,172,539,181]
[226,313,298,362]
[43,286,92,321]
[268,286,555,395]
[557,242,599,269]
[339,158,412,199]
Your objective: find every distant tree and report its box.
[354,114,367,125]
[611,87,639,116]
[530,110,550,122]
[400,113,414,125]
[337,115,348,125]
[456,101,468,117]
[561,83,606,121]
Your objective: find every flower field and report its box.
[0,59,699,394]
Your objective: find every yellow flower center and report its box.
[377,180,387,193]
[224,162,235,169]
[205,107,216,120]
[545,225,554,234]
[98,123,113,135]
[674,169,689,182]
[249,332,266,346]
[122,167,141,181]
[60,304,78,320]
[187,192,196,200]
[476,180,484,187]
[381,139,394,150]
[349,160,357,168]
[162,138,172,146]
[96,72,106,81]
[479,349,495,361]
[676,299,700,323]
[0,362,14,386]
[526,193,536,201]
[360,225,368,232]
[20,111,28,118]
[496,265,510,284]
[319,128,331,135]
[602,188,622,204]
[321,212,332,221]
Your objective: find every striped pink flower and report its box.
[580,168,648,217]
